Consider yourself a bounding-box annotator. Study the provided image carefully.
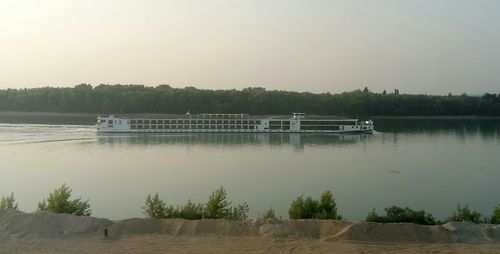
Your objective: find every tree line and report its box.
[2,185,500,224]
[0,84,499,116]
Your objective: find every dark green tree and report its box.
[490,205,500,224]
[447,204,483,224]
[0,193,18,212]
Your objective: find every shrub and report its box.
[177,199,204,220]
[447,204,482,224]
[365,209,386,223]
[288,191,341,220]
[289,195,306,219]
[262,207,276,219]
[205,186,232,219]
[0,193,18,212]
[317,191,341,220]
[204,186,249,220]
[38,184,91,216]
[365,206,436,225]
[142,193,167,219]
[491,205,500,224]
[143,187,249,220]
[229,202,250,220]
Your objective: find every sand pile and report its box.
[442,222,500,243]
[0,210,112,238]
[331,222,452,243]
[106,218,351,238]
[1,210,500,244]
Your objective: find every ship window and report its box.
[158,125,164,129]
[130,125,136,129]
[151,125,157,129]
[301,125,339,131]
[270,125,281,130]
[165,125,170,129]
[144,120,150,124]
[144,125,150,129]
[138,120,143,124]
[242,126,248,129]
[138,125,143,129]
[131,120,137,124]
[270,121,280,125]
[283,125,290,130]
[217,125,222,129]
[204,125,209,129]
[229,120,235,124]
[229,125,235,129]
[242,120,248,124]
[236,120,241,124]
[282,121,290,126]
[151,120,157,124]
[108,120,113,124]
[191,125,196,129]
[204,120,209,124]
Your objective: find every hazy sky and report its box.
[1,0,499,94]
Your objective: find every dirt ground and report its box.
[1,235,499,254]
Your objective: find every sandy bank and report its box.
[1,210,499,253]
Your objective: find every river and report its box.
[0,114,499,221]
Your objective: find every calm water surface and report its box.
[0,115,499,221]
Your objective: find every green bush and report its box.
[317,191,341,220]
[38,184,91,216]
[205,187,232,219]
[177,199,204,220]
[142,187,248,220]
[228,203,250,220]
[447,204,483,224]
[204,186,249,220]
[0,193,18,212]
[365,206,436,225]
[262,207,276,219]
[490,205,500,224]
[288,191,341,220]
[142,193,167,219]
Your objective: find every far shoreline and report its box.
[1,111,500,119]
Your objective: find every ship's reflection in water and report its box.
[96,132,373,150]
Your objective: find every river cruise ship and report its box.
[96,113,373,133]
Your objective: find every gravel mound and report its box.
[1,210,499,244]
[0,210,112,238]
